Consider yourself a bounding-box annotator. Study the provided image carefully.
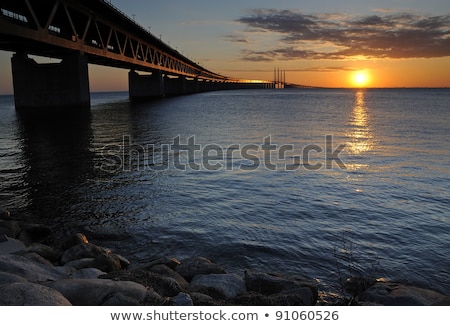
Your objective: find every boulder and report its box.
[0,220,20,238]
[70,268,105,280]
[0,209,11,220]
[0,254,70,282]
[148,264,189,289]
[0,283,71,306]
[141,256,181,270]
[172,292,193,306]
[190,273,247,299]
[61,243,109,264]
[62,233,89,250]
[176,257,226,281]
[0,271,28,285]
[244,270,318,305]
[360,282,450,306]
[0,236,26,255]
[64,258,95,270]
[91,253,122,272]
[47,278,148,306]
[20,243,61,261]
[18,223,52,243]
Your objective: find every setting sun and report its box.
[352,71,370,87]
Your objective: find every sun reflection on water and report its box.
[347,91,374,156]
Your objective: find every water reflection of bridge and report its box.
[0,0,274,109]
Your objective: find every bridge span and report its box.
[0,0,274,109]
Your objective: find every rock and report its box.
[176,257,226,281]
[345,276,377,295]
[244,270,318,305]
[102,293,142,306]
[0,271,28,285]
[190,292,216,306]
[0,236,26,254]
[0,209,11,219]
[148,264,190,289]
[102,268,186,297]
[0,283,71,306]
[64,258,95,270]
[0,254,70,282]
[21,252,54,267]
[62,233,89,250]
[47,279,148,306]
[142,256,181,270]
[0,220,20,238]
[18,223,52,243]
[91,253,122,272]
[190,273,247,299]
[113,254,131,269]
[172,292,193,306]
[21,243,61,261]
[61,243,109,265]
[359,282,450,306]
[70,268,106,279]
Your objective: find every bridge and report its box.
[0,0,274,109]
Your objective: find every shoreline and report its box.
[1,209,449,306]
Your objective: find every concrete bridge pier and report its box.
[11,52,90,109]
[164,75,186,96]
[129,70,164,99]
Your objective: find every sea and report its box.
[0,88,449,295]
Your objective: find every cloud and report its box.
[224,34,249,43]
[235,9,450,61]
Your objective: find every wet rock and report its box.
[244,270,318,305]
[172,292,194,306]
[176,257,226,281]
[21,243,61,262]
[0,271,28,285]
[359,282,450,306]
[345,276,377,295]
[142,256,181,270]
[0,283,71,306]
[0,209,11,220]
[91,253,122,272]
[62,233,89,250]
[64,258,95,270]
[190,273,247,299]
[190,292,216,306]
[0,220,20,238]
[0,254,70,282]
[148,264,189,289]
[70,268,106,280]
[61,243,109,265]
[0,236,26,254]
[18,223,52,243]
[47,278,148,306]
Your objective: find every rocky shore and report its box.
[1,208,449,306]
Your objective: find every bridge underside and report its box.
[0,0,274,109]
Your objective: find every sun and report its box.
[352,71,370,88]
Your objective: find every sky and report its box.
[1,0,449,93]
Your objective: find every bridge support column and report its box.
[129,70,164,99]
[11,53,90,109]
[164,75,187,96]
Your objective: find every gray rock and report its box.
[0,236,26,254]
[21,243,61,261]
[70,268,105,279]
[61,243,109,264]
[244,270,318,305]
[0,283,71,306]
[0,220,20,238]
[18,223,52,243]
[62,233,89,250]
[20,252,54,267]
[0,209,11,220]
[360,282,450,306]
[176,257,226,281]
[172,292,194,306]
[47,279,148,306]
[148,264,189,289]
[91,253,122,272]
[142,256,181,270]
[64,258,95,269]
[190,292,216,306]
[102,293,142,306]
[0,254,70,282]
[0,271,28,285]
[190,273,247,299]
